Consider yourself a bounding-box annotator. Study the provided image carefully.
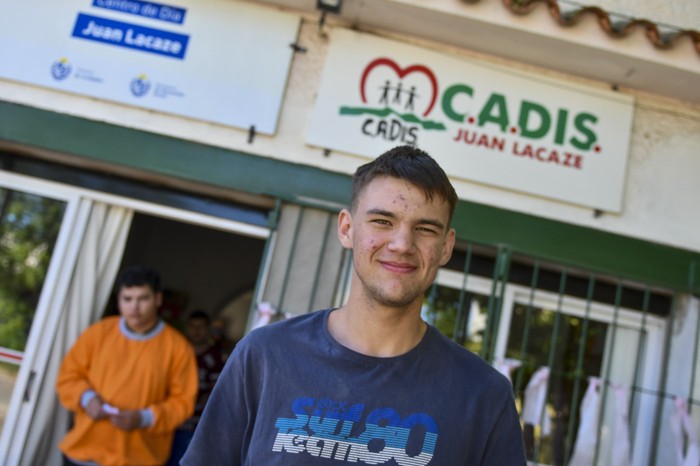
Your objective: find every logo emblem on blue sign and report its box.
[130,74,151,97]
[51,58,72,81]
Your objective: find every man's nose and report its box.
[387,226,415,253]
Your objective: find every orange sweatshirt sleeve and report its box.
[56,324,100,412]
[147,331,198,434]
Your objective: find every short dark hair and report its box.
[188,309,210,323]
[116,265,161,293]
[350,145,458,223]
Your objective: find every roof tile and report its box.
[462,0,700,55]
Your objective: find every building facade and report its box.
[0,0,698,465]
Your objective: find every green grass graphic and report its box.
[339,106,447,131]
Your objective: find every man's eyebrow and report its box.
[365,208,446,230]
[418,218,446,230]
[366,208,396,218]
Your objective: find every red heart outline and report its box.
[360,58,438,118]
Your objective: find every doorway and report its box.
[0,169,270,466]
[112,212,266,345]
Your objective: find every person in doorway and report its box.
[166,310,227,466]
[56,265,198,466]
[180,145,526,465]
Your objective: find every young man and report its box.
[56,265,198,466]
[181,146,526,465]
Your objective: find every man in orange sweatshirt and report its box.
[56,265,198,466]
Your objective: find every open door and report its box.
[0,171,134,466]
[0,176,70,444]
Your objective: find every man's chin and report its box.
[126,319,142,329]
[375,292,422,309]
[125,318,152,333]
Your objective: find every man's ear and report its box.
[439,228,456,266]
[155,291,164,308]
[337,208,353,249]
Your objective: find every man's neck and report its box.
[327,304,426,358]
[125,319,159,335]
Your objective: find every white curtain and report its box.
[610,384,632,466]
[670,397,700,466]
[522,366,551,436]
[18,201,133,466]
[493,357,521,384]
[569,377,602,466]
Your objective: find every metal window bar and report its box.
[628,286,651,446]
[592,280,624,466]
[563,273,596,463]
[480,251,499,360]
[481,246,511,362]
[425,281,439,327]
[532,268,567,464]
[649,293,677,466]
[689,293,700,417]
[452,243,473,343]
[512,261,540,401]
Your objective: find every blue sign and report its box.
[92,0,186,25]
[71,13,189,59]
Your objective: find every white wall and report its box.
[1,6,698,254]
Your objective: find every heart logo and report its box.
[360,58,438,118]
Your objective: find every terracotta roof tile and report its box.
[462,0,700,55]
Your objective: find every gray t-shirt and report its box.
[181,308,526,465]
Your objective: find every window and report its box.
[425,245,668,465]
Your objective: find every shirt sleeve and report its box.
[147,334,199,434]
[479,384,528,466]
[180,342,248,466]
[56,325,99,412]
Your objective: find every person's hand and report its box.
[109,409,142,431]
[84,396,106,420]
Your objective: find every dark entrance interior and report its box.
[112,212,266,346]
[0,149,271,347]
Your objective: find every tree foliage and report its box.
[0,189,65,352]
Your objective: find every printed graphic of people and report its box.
[379,80,391,105]
[393,81,403,104]
[378,80,420,111]
[405,86,418,111]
